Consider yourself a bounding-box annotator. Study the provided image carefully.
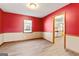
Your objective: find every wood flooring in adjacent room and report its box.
[0,39,78,56]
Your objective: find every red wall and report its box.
[0,9,3,33]
[1,3,79,36]
[2,12,42,32]
[42,3,79,36]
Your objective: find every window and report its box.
[24,20,32,32]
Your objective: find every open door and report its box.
[53,13,66,48]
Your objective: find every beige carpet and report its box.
[0,39,78,56]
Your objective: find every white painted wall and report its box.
[43,32,53,42]
[0,32,43,45]
[66,35,79,53]
[0,34,3,45]
[0,32,53,45]
[3,32,43,42]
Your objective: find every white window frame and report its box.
[24,20,32,32]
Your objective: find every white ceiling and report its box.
[0,3,69,18]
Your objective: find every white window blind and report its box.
[24,20,32,32]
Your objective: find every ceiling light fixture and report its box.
[27,3,39,9]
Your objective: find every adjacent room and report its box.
[0,3,79,56]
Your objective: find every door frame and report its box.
[52,12,66,49]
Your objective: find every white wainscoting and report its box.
[0,34,3,45]
[66,35,79,53]
[43,32,53,42]
[3,32,43,42]
[0,32,53,45]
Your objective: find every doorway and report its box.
[53,13,66,48]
